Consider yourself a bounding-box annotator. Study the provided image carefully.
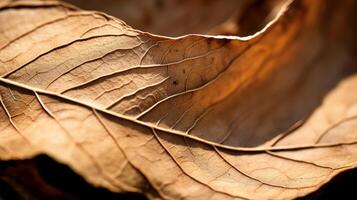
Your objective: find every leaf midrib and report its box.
[1,77,356,152]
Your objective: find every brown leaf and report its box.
[0,0,356,199]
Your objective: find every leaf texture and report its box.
[0,0,357,199]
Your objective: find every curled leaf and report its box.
[0,0,356,199]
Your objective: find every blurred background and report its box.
[64,0,286,37]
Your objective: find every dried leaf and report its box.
[0,0,356,199]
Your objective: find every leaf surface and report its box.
[0,0,357,199]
